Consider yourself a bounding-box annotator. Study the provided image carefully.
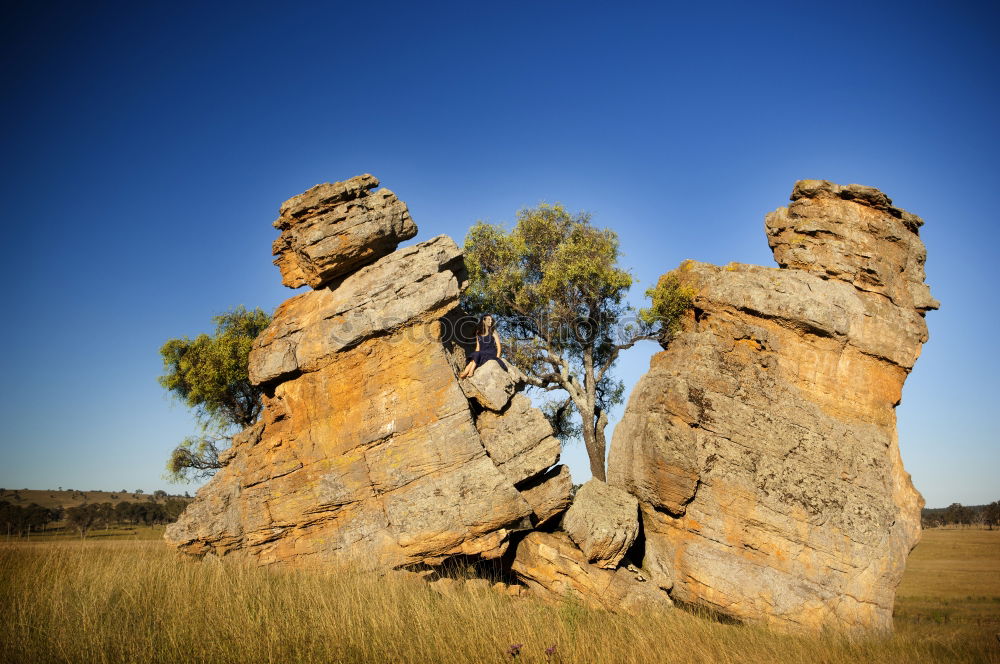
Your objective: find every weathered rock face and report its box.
[459,360,522,412]
[518,464,573,527]
[166,176,569,570]
[766,180,937,312]
[271,174,417,289]
[248,234,466,387]
[608,180,936,633]
[511,532,673,614]
[475,394,561,485]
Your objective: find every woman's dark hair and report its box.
[476,315,495,337]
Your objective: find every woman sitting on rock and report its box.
[459,314,507,378]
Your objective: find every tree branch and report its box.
[595,333,661,384]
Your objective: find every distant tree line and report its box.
[0,501,61,536]
[0,488,187,503]
[0,498,190,538]
[922,501,1000,529]
[64,499,190,537]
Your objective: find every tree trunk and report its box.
[576,395,607,482]
[581,421,606,482]
[593,408,609,480]
[580,343,606,481]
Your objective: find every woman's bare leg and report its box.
[459,360,477,378]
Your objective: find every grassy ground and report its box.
[3,524,168,542]
[894,527,1000,642]
[0,529,996,663]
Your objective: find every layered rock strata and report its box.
[517,465,574,528]
[166,176,570,569]
[512,532,672,614]
[476,393,562,485]
[608,180,937,633]
[562,479,639,569]
[271,174,417,289]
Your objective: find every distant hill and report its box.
[0,488,192,511]
[923,503,989,514]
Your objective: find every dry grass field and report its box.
[6,524,169,542]
[0,527,997,664]
[895,528,1000,634]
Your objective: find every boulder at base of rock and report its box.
[511,532,672,615]
[562,479,639,569]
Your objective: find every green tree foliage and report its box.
[62,500,188,538]
[463,204,694,480]
[921,501,999,528]
[943,502,975,526]
[0,495,192,539]
[65,504,100,538]
[158,305,272,483]
[640,266,698,340]
[111,499,186,526]
[0,501,57,536]
[983,501,1000,530]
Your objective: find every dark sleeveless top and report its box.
[478,332,497,356]
[468,330,507,370]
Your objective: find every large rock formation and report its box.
[475,393,561,485]
[608,180,937,633]
[165,175,571,569]
[166,175,932,630]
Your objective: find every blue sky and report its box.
[0,1,996,507]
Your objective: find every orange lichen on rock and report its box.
[608,180,937,633]
[165,176,571,571]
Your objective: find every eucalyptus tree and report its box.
[158,305,271,482]
[463,204,692,481]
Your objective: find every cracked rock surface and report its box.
[271,174,417,289]
[608,180,937,633]
[165,176,570,569]
[511,532,673,614]
[562,479,639,569]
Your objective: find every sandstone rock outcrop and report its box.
[459,360,522,412]
[511,532,672,614]
[249,235,465,387]
[271,174,417,289]
[169,174,934,629]
[608,180,936,632]
[475,394,561,485]
[562,479,639,569]
[518,464,574,527]
[166,176,570,569]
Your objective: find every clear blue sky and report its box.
[1,1,996,508]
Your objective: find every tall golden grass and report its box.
[0,534,996,664]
